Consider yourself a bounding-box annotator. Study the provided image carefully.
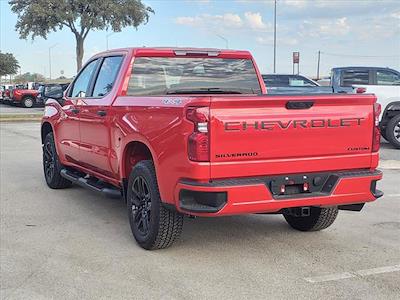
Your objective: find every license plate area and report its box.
[267,173,336,198]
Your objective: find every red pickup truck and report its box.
[41,47,383,250]
[10,88,40,108]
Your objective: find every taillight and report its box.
[372,103,381,152]
[356,87,366,94]
[186,107,209,161]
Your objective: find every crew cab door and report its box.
[58,58,100,164]
[78,55,124,178]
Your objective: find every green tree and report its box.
[14,72,46,83]
[0,52,20,77]
[9,0,154,71]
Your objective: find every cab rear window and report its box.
[127,57,261,96]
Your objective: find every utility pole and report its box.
[49,43,58,81]
[317,50,321,80]
[273,0,277,73]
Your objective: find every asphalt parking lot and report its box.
[1,122,399,299]
[0,103,44,115]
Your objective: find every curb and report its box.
[0,114,42,122]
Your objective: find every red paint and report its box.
[42,47,382,216]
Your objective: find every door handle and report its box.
[286,101,314,109]
[70,108,80,114]
[96,110,107,117]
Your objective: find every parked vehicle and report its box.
[1,84,14,104]
[351,68,400,148]
[262,74,332,94]
[41,47,383,250]
[0,84,12,102]
[330,66,400,94]
[10,86,40,108]
[37,83,70,104]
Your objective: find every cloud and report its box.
[244,12,268,30]
[175,11,271,32]
[299,17,350,38]
[175,13,243,28]
[256,36,298,46]
[282,0,307,8]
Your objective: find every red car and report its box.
[41,47,383,250]
[10,87,40,108]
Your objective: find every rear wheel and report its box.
[43,132,72,189]
[385,114,400,149]
[127,160,183,250]
[283,206,338,231]
[22,96,34,108]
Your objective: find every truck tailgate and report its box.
[209,94,376,179]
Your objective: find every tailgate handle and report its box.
[286,101,314,109]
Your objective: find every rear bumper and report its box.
[174,169,383,216]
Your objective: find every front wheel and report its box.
[283,207,338,231]
[127,160,183,250]
[385,114,400,149]
[43,132,72,189]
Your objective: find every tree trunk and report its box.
[75,35,84,72]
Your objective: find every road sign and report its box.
[293,52,300,64]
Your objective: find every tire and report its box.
[43,132,72,189]
[380,127,387,141]
[127,160,183,250]
[22,96,34,108]
[385,114,400,149]
[283,206,338,231]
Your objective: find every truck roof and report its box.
[92,47,253,59]
[332,66,399,72]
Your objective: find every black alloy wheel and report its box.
[43,138,55,182]
[131,176,152,238]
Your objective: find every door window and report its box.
[70,59,99,97]
[92,56,123,97]
[376,70,400,86]
[342,70,369,86]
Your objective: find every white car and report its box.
[353,67,400,149]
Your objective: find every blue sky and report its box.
[1,0,399,79]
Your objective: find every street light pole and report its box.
[106,32,115,50]
[273,0,277,73]
[317,50,321,80]
[48,43,58,81]
[216,34,229,49]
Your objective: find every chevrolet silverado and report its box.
[41,48,383,250]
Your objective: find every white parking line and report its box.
[386,194,400,198]
[304,265,400,283]
[379,160,400,170]
[354,265,400,276]
[304,272,355,283]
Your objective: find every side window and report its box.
[92,56,123,97]
[289,76,316,87]
[70,59,99,98]
[342,70,369,87]
[376,70,400,86]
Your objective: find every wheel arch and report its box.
[121,139,158,180]
[120,139,158,202]
[41,122,53,144]
[381,100,400,126]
